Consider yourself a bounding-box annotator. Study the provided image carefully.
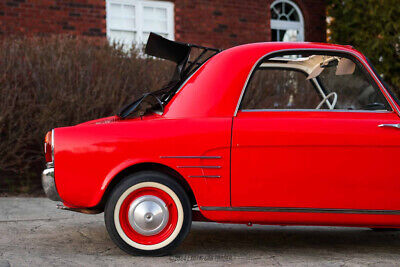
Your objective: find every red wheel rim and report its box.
[118,187,178,245]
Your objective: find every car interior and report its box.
[240,53,391,111]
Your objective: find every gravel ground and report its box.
[1,198,400,266]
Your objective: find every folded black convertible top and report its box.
[145,32,221,80]
[118,34,221,119]
[145,33,191,66]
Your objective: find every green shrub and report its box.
[327,0,400,92]
[0,36,174,194]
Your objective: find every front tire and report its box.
[104,171,192,256]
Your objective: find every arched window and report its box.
[270,0,304,42]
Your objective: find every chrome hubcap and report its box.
[128,195,169,236]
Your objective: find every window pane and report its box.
[154,7,167,19]
[143,19,167,32]
[289,9,300,21]
[241,69,322,109]
[121,4,135,18]
[108,30,136,46]
[108,3,135,30]
[271,29,278,41]
[109,18,135,30]
[110,3,121,15]
[143,6,154,18]
[318,59,390,110]
[143,6,168,33]
[270,1,300,22]
[279,29,286,40]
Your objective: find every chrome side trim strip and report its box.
[233,48,399,116]
[177,166,221,169]
[241,109,392,113]
[188,175,221,178]
[160,156,221,159]
[200,206,400,215]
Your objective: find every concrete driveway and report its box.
[1,198,400,266]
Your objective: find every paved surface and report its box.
[1,198,400,266]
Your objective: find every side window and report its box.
[241,68,322,110]
[318,62,390,110]
[240,53,391,111]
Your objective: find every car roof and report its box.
[163,42,367,118]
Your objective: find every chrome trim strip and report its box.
[188,175,221,178]
[241,109,392,113]
[200,206,400,215]
[177,166,221,169]
[378,123,400,129]
[160,156,221,159]
[233,48,399,116]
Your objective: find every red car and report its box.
[43,33,400,256]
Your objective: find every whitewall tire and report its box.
[104,171,192,256]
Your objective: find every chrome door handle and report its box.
[378,123,400,129]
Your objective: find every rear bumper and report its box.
[42,162,62,201]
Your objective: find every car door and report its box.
[231,55,400,212]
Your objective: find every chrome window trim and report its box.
[233,48,399,116]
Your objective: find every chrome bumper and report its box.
[42,162,62,201]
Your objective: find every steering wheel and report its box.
[316,92,338,110]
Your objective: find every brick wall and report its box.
[0,0,326,48]
[291,0,326,43]
[173,0,270,49]
[0,0,105,36]
[173,0,326,48]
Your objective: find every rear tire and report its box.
[104,171,192,256]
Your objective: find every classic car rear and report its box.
[42,33,400,256]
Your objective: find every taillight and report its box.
[44,130,53,162]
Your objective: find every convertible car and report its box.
[43,33,400,256]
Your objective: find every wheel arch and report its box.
[97,162,197,211]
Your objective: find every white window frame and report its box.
[106,0,174,47]
[270,0,304,42]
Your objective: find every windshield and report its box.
[365,57,400,109]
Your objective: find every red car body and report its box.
[47,41,400,230]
